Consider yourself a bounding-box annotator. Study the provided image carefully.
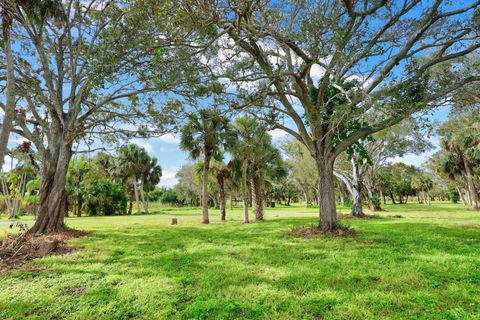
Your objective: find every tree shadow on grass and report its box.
[2,217,480,319]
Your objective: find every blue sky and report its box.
[127,106,450,188]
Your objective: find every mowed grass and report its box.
[1,202,479,319]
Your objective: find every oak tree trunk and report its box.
[316,157,337,232]
[350,157,365,217]
[0,26,16,167]
[29,142,72,234]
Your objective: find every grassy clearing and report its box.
[1,202,479,319]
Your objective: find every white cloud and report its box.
[156,133,180,144]
[268,128,288,139]
[2,156,17,172]
[159,169,179,188]
[131,139,153,153]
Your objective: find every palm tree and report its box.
[232,116,280,222]
[411,173,433,205]
[117,144,149,214]
[180,109,231,224]
[140,157,162,214]
[440,118,480,210]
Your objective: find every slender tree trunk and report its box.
[0,19,16,168]
[76,198,83,217]
[463,159,479,210]
[132,175,140,214]
[219,179,226,222]
[457,186,466,205]
[299,184,309,208]
[140,179,148,214]
[350,157,365,217]
[241,162,249,223]
[29,142,72,234]
[128,190,133,215]
[365,185,381,211]
[316,156,337,232]
[251,169,264,221]
[389,192,396,204]
[201,153,211,224]
[229,192,233,210]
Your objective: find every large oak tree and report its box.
[181,0,480,231]
[3,0,197,234]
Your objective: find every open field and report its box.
[1,202,480,319]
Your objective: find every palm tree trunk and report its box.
[463,158,479,210]
[132,175,140,214]
[201,153,211,224]
[241,162,249,223]
[219,179,226,222]
[0,15,16,167]
[140,179,148,214]
[251,169,264,221]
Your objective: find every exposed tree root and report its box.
[0,228,89,273]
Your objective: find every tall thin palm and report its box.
[180,109,231,224]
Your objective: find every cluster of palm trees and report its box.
[67,145,162,216]
[116,145,162,214]
[180,109,285,224]
[438,116,480,210]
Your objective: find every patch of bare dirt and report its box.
[0,228,89,273]
[289,224,356,238]
[336,212,376,219]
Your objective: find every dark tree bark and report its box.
[216,173,226,222]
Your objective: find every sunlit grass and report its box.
[1,202,479,319]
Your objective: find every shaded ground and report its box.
[0,202,479,319]
[0,229,88,273]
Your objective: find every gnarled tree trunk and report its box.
[29,141,72,234]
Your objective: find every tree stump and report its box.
[171,218,178,225]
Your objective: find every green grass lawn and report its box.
[1,202,479,319]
